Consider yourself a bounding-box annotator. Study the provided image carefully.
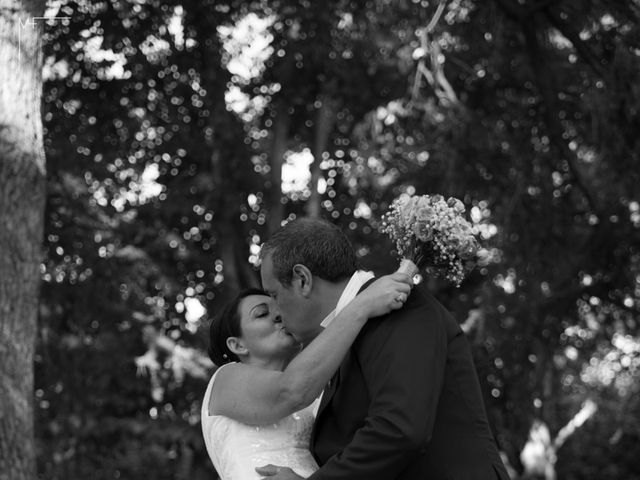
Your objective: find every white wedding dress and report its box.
[201,363,320,480]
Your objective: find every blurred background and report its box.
[3,0,640,479]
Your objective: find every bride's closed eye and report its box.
[254,305,270,318]
[249,301,270,319]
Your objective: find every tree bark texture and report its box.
[0,1,46,479]
[267,101,289,235]
[306,96,336,219]
[195,9,258,291]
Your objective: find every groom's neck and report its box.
[301,276,353,345]
[320,276,350,305]
[312,276,351,320]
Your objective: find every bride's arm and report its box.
[210,272,411,425]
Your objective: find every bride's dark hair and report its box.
[208,288,268,366]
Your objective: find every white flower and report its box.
[380,193,478,286]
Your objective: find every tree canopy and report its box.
[34,1,639,478]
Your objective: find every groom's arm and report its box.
[308,290,449,480]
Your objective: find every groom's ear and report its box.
[292,264,313,297]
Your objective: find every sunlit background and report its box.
[22,0,640,479]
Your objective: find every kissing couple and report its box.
[201,217,511,480]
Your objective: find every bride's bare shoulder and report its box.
[208,363,244,414]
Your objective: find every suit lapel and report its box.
[315,368,339,420]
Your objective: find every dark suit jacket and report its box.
[308,280,510,480]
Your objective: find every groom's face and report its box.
[260,253,316,343]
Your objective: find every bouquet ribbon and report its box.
[397,258,419,278]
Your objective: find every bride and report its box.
[201,272,411,479]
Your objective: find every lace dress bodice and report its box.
[201,364,320,480]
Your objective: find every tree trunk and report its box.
[0,1,47,479]
[306,95,336,218]
[267,101,289,235]
[192,7,258,291]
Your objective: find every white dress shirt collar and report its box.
[319,270,375,328]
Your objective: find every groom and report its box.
[257,217,510,480]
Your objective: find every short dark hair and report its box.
[260,217,358,285]
[207,288,267,366]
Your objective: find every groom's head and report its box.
[259,217,357,344]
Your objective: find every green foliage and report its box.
[36,0,640,478]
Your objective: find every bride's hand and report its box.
[350,272,413,318]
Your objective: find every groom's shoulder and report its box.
[399,284,455,327]
[359,282,456,340]
[409,282,451,313]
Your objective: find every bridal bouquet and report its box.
[380,193,479,286]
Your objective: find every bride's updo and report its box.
[208,288,267,366]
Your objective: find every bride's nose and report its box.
[273,313,283,324]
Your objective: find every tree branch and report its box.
[521,21,602,216]
[544,6,607,79]
[553,399,597,450]
[425,0,447,33]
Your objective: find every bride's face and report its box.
[234,294,301,361]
